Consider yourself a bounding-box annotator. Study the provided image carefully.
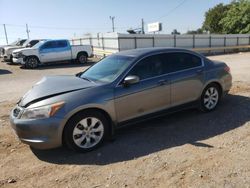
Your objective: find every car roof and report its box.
[45,39,67,42]
[116,47,201,58]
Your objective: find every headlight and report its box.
[13,52,24,58]
[20,102,64,119]
[17,52,23,58]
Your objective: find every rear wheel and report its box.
[77,53,87,64]
[200,83,221,112]
[25,56,39,69]
[63,111,108,152]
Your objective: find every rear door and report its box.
[114,54,171,122]
[165,52,204,106]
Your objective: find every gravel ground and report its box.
[0,53,250,188]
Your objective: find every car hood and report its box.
[4,46,23,53]
[12,48,29,53]
[19,75,97,107]
[4,45,20,50]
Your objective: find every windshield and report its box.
[16,39,27,46]
[22,40,30,47]
[81,55,135,83]
[9,40,18,45]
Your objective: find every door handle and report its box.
[196,69,203,74]
[158,79,168,85]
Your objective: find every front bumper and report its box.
[3,54,11,62]
[10,106,64,149]
[12,57,24,64]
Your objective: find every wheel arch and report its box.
[202,80,223,98]
[77,51,88,58]
[62,107,115,145]
[24,55,40,63]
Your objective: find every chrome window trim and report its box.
[116,50,205,87]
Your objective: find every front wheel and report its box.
[63,111,108,152]
[25,56,39,69]
[200,84,221,112]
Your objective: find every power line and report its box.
[0,23,131,31]
[147,0,187,23]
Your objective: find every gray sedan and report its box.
[10,48,232,152]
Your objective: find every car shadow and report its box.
[0,69,12,75]
[32,94,250,165]
[20,60,96,70]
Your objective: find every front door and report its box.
[114,54,171,123]
[39,41,58,63]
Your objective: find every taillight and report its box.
[224,66,230,73]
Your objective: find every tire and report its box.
[200,83,221,112]
[63,110,108,152]
[77,53,87,64]
[25,56,39,69]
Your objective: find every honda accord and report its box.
[10,48,232,152]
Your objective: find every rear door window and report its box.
[56,41,68,48]
[162,52,202,73]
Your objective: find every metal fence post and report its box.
[174,35,176,47]
[224,36,226,53]
[193,35,195,48]
[80,38,82,45]
[209,35,212,48]
[89,37,92,46]
[102,37,105,50]
[134,37,137,49]
[118,38,120,51]
[152,37,155,47]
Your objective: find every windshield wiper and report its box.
[80,76,95,83]
[75,72,83,77]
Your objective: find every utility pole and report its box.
[109,16,115,32]
[26,24,30,39]
[141,18,145,34]
[3,24,8,44]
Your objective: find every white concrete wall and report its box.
[72,33,250,56]
[117,33,250,51]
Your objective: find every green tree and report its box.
[202,3,230,33]
[186,28,204,34]
[171,29,180,35]
[220,0,250,34]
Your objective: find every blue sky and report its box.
[0,0,231,45]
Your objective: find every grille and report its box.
[0,48,4,56]
[13,107,21,118]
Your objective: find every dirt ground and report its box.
[0,53,249,188]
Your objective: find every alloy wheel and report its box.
[79,55,87,63]
[203,87,219,110]
[72,117,104,149]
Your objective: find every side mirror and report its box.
[26,44,31,48]
[123,75,140,87]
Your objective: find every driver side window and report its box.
[128,54,164,80]
[41,41,55,49]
